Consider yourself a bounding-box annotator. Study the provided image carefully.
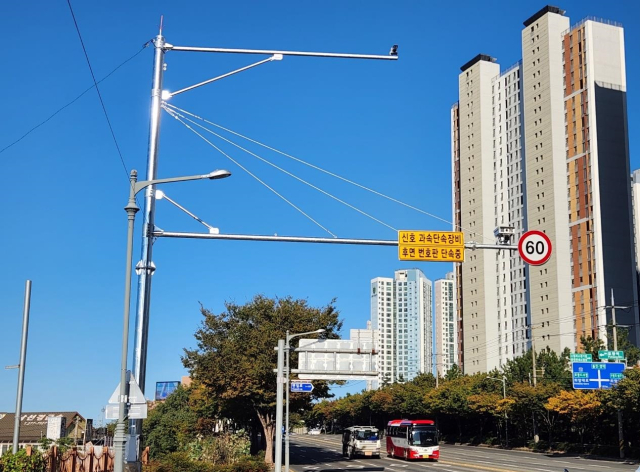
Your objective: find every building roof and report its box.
[523,5,565,27]
[460,54,496,72]
[0,412,84,443]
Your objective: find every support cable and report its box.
[163,105,397,233]
[164,109,337,238]
[163,102,493,243]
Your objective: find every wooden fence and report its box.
[25,444,149,472]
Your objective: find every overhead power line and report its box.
[65,0,137,181]
[0,41,150,156]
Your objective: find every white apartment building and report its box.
[435,272,457,376]
[452,5,639,373]
[370,269,433,385]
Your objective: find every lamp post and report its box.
[285,329,325,472]
[115,168,230,472]
[486,375,508,448]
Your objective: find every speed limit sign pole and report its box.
[518,230,552,265]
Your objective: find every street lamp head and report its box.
[316,329,326,334]
[206,169,232,180]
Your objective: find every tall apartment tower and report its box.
[559,14,639,345]
[452,5,638,373]
[435,272,457,376]
[370,269,433,385]
[631,170,640,277]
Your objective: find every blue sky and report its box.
[1,1,638,425]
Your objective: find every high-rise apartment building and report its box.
[631,170,640,277]
[452,5,638,374]
[370,269,433,385]
[435,272,457,376]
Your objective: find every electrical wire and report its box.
[65,0,134,183]
[0,41,151,156]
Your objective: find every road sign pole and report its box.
[275,340,284,472]
[285,331,290,472]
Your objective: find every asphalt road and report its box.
[288,433,639,472]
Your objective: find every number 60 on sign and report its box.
[518,230,552,266]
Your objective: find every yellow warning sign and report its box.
[398,231,465,262]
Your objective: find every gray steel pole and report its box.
[275,339,285,472]
[130,29,166,446]
[285,332,290,472]
[502,376,508,448]
[612,289,624,459]
[12,280,31,454]
[115,171,141,472]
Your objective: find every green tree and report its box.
[143,385,199,458]
[0,448,46,472]
[580,335,605,361]
[182,295,341,464]
[444,364,463,381]
[611,326,640,365]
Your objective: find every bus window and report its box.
[409,426,438,446]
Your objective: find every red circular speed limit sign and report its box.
[518,230,552,265]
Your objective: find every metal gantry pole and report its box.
[275,340,285,472]
[130,29,166,454]
[115,171,141,472]
[12,280,32,454]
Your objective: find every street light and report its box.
[486,375,508,448]
[285,329,325,472]
[115,168,230,472]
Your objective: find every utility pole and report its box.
[612,289,624,460]
[531,328,537,387]
[12,280,32,454]
[530,324,539,443]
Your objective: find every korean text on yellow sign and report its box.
[398,231,465,262]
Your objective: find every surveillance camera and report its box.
[389,45,398,56]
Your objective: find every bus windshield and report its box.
[356,430,378,440]
[410,427,437,446]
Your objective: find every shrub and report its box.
[143,453,267,472]
[186,431,251,465]
[213,456,269,472]
[145,452,214,472]
[0,448,46,472]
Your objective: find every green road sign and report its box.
[598,350,624,360]
[570,353,593,362]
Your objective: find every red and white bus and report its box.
[386,419,439,461]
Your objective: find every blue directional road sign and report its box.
[572,362,625,390]
[291,381,314,393]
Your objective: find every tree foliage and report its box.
[143,385,199,458]
[182,295,342,464]
[306,356,640,456]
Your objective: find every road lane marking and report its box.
[438,460,519,472]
